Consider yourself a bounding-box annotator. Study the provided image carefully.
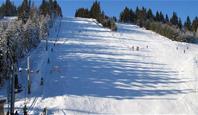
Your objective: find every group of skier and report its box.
[130,45,149,51]
[176,45,189,54]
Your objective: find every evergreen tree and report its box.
[165,14,169,23]
[90,1,101,21]
[178,18,182,29]
[129,9,136,23]
[192,17,198,32]
[170,12,179,26]
[52,0,62,17]
[147,8,154,21]
[119,7,130,23]
[112,16,117,22]
[0,0,17,16]
[136,7,147,27]
[0,5,3,17]
[155,11,160,22]
[18,0,30,23]
[135,6,139,21]
[159,11,165,23]
[75,8,90,18]
[5,0,17,16]
[184,16,192,31]
[75,1,116,31]
[39,0,50,16]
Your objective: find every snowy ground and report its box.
[2,17,198,114]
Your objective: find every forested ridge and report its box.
[0,0,62,85]
[119,6,198,43]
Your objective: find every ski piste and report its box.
[2,17,198,114]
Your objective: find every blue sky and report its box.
[0,0,197,23]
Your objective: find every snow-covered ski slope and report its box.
[15,17,198,114]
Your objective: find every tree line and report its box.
[75,1,117,31]
[0,0,62,21]
[0,0,62,85]
[119,6,198,42]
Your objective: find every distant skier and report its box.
[136,46,139,51]
[23,105,28,115]
[184,50,186,53]
[51,48,53,52]
[15,111,19,115]
[43,108,47,115]
[131,46,134,51]
[40,77,44,86]
[176,47,178,50]
[47,58,50,64]
[36,70,40,74]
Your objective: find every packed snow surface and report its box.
[3,17,198,114]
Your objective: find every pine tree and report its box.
[112,16,117,22]
[5,0,17,16]
[52,0,62,17]
[135,7,147,27]
[129,9,136,23]
[90,1,101,21]
[170,12,179,26]
[155,11,160,22]
[75,8,90,18]
[0,0,17,16]
[147,8,154,21]
[18,0,30,23]
[192,17,198,32]
[0,5,3,17]
[178,18,182,29]
[165,14,169,23]
[39,0,50,16]
[184,16,192,31]
[75,1,116,31]
[119,7,130,23]
[159,11,164,23]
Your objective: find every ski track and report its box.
[2,17,198,114]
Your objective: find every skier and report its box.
[15,111,19,115]
[36,70,40,74]
[136,46,139,51]
[131,46,134,51]
[40,77,44,86]
[43,107,47,115]
[47,58,50,64]
[51,48,53,52]
[23,105,28,115]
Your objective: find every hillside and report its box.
[2,17,198,114]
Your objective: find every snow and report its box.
[0,16,17,22]
[2,17,198,114]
